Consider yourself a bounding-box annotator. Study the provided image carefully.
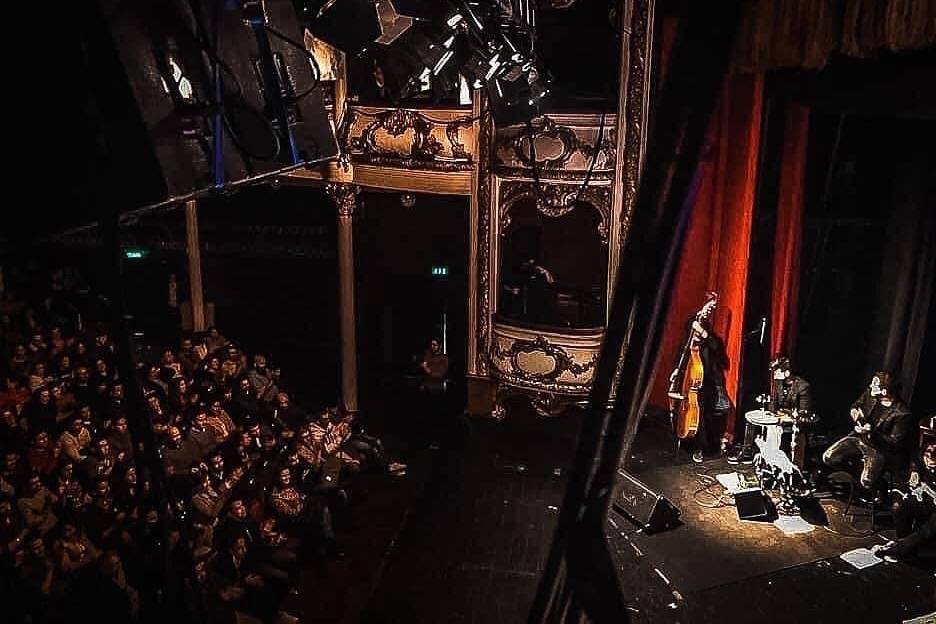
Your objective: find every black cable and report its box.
[526,119,546,210]
[572,110,606,207]
[262,23,322,97]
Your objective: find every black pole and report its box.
[528,3,743,621]
[101,205,206,620]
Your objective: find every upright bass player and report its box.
[667,292,731,463]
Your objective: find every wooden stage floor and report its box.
[295,398,935,623]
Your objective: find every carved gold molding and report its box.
[489,322,603,395]
[339,106,476,173]
[493,114,616,180]
[498,181,612,244]
[618,0,653,256]
[475,106,494,375]
[325,183,359,217]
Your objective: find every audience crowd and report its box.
[0,268,403,623]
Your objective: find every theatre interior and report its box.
[2,1,935,622]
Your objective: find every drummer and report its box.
[729,356,813,464]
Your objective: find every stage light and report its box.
[301,0,551,123]
[302,0,382,55]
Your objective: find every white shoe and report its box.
[692,451,704,464]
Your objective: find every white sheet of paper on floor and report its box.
[839,547,882,570]
[773,514,815,535]
[715,472,745,494]
[902,610,936,624]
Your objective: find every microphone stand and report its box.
[735,316,767,446]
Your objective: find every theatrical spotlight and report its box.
[301,0,430,54]
[299,0,551,123]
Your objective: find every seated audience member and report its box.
[1,407,28,452]
[28,431,59,476]
[145,391,173,436]
[54,517,99,575]
[140,365,166,402]
[83,494,124,548]
[58,416,91,464]
[97,548,140,620]
[50,383,76,428]
[0,494,27,556]
[822,372,914,491]
[188,410,221,455]
[419,339,449,395]
[18,473,58,535]
[271,392,306,435]
[0,376,30,413]
[106,416,133,461]
[85,438,118,482]
[28,362,51,393]
[252,517,300,590]
[248,354,278,403]
[205,326,229,353]
[19,535,56,599]
[176,336,200,378]
[23,387,57,434]
[213,534,278,622]
[217,499,258,549]
[206,398,235,441]
[163,425,198,477]
[1,451,26,497]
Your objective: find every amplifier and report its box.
[612,469,680,533]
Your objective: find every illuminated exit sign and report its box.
[431,265,448,277]
[124,249,148,259]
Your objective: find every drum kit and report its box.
[744,398,818,514]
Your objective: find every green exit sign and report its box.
[431,265,448,277]
[124,249,148,260]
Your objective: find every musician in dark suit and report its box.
[875,442,936,561]
[822,372,914,490]
[668,292,730,463]
[729,356,812,464]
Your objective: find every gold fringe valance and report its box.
[732,0,936,72]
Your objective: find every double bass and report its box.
[667,297,716,440]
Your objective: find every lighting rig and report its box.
[299,0,552,124]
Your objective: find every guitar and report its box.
[893,471,936,504]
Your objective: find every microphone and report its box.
[759,316,766,345]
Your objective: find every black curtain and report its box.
[866,127,936,410]
[798,116,935,431]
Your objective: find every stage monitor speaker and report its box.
[89,0,337,208]
[734,488,770,521]
[612,469,680,533]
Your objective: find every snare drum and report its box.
[745,409,779,426]
[744,409,779,447]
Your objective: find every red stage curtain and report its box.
[649,74,763,443]
[770,104,810,359]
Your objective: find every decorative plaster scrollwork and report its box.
[619,0,652,252]
[498,182,612,244]
[340,107,475,172]
[495,115,616,177]
[492,335,598,385]
[325,183,359,217]
[476,111,494,375]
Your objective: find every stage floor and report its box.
[613,414,935,622]
[294,399,935,623]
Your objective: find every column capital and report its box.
[326,183,359,217]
